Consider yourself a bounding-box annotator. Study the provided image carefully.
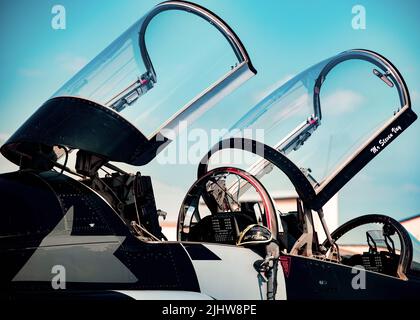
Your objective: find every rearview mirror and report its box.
[237,224,273,246]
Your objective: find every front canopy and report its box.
[1,1,256,166]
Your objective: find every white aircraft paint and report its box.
[188,243,287,300]
[13,206,138,283]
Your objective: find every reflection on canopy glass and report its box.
[230,50,410,191]
[53,2,255,139]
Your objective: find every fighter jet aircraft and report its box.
[0,1,419,300]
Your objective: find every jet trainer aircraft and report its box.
[0,1,419,299]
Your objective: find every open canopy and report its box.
[1,1,256,166]
[225,49,417,209]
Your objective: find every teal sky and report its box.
[0,0,419,224]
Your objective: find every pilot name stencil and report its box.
[370,125,402,155]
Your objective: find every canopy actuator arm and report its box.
[106,71,155,112]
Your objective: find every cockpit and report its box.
[0,1,418,284]
[177,49,419,280]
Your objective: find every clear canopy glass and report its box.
[228,50,413,202]
[53,1,256,140]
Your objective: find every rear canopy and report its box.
[224,49,417,210]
